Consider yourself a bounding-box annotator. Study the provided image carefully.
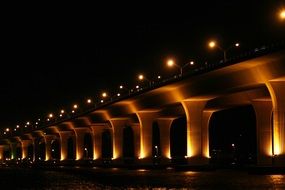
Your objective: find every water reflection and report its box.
[0,168,284,189]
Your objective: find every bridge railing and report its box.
[1,41,284,139]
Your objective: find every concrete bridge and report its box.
[1,45,285,167]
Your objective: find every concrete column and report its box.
[181,100,210,165]
[10,143,17,160]
[0,145,5,161]
[21,140,32,160]
[109,119,128,161]
[156,118,175,162]
[44,135,54,161]
[267,81,285,165]
[59,131,73,161]
[252,100,273,166]
[136,111,159,163]
[74,128,91,160]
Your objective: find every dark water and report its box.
[0,167,285,189]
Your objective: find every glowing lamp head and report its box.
[119,85,123,89]
[157,75,161,79]
[100,99,104,103]
[138,74,144,80]
[167,59,175,67]
[73,104,78,109]
[235,43,240,47]
[61,110,64,114]
[49,113,53,118]
[87,99,92,104]
[208,41,216,48]
[102,92,107,97]
[190,61,194,65]
[136,85,139,89]
[117,93,120,97]
[5,128,9,132]
[16,125,20,129]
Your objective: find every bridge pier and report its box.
[91,124,107,162]
[136,111,160,165]
[21,139,33,160]
[267,80,285,166]
[252,100,273,166]
[74,128,91,160]
[182,100,212,165]
[0,145,6,161]
[156,118,175,164]
[59,131,74,161]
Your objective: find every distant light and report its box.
[73,104,78,109]
[235,43,240,47]
[102,92,107,97]
[209,41,216,48]
[280,9,285,20]
[24,125,27,128]
[16,125,20,129]
[72,110,75,113]
[38,119,41,121]
[49,113,53,118]
[232,143,235,147]
[167,59,175,67]
[14,129,17,131]
[3,132,6,135]
[100,99,104,103]
[5,128,9,132]
[26,122,30,125]
[59,114,63,117]
[136,85,139,89]
[87,99,92,104]
[119,85,123,89]
[157,75,161,79]
[35,122,38,125]
[138,74,144,80]
[84,148,87,151]
[47,118,50,121]
[190,61,194,65]
[117,93,121,97]
[61,110,65,114]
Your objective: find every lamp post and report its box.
[208,41,239,62]
[166,59,194,76]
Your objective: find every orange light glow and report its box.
[73,104,78,109]
[208,41,216,48]
[102,92,107,97]
[167,59,175,67]
[138,74,144,80]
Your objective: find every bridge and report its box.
[1,44,285,167]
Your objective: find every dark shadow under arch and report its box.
[102,129,113,159]
[51,139,60,160]
[170,116,187,164]
[37,139,46,161]
[123,126,135,163]
[27,144,34,161]
[209,105,257,167]
[83,133,93,159]
[67,137,75,160]
[152,121,161,159]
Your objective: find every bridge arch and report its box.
[27,143,34,161]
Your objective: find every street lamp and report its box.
[138,74,152,86]
[208,40,240,62]
[166,59,195,76]
[119,85,131,95]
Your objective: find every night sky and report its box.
[1,1,284,129]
